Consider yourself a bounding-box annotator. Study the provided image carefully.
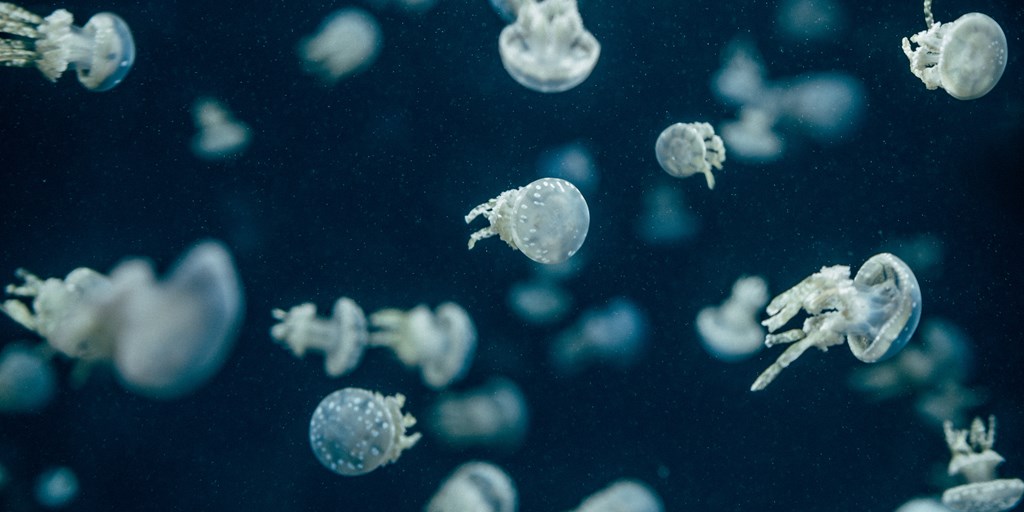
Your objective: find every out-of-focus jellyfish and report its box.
[507,278,572,325]
[490,0,526,22]
[309,388,421,476]
[537,141,599,196]
[270,297,368,378]
[882,233,946,279]
[497,0,600,93]
[1,240,244,399]
[369,302,476,389]
[0,3,134,90]
[696,276,770,362]
[940,416,1024,512]
[655,122,725,190]
[0,342,56,413]
[551,298,649,375]
[298,8,382,84]
[901,0,1007,100]
[776,0,845,41]
[720,107,785,163]
[34,466,78,509]
[751,253,922,391]
[427,461,518,512]
[426,377,529,451]
[895,498,955,512]
[917,380,986,429]
[568,480,664,512]
[191,98,251,160]
[776,72,866,142]
[466,178,590,265]
[636,182,699,245]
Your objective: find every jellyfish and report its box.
[901,0,1007,100]
[550,297,649,375]
[34,466,78,509]
[507,278,572,325]
[537,141,599,195]
[940,416,1024,512]
[719,107,785,163]
[270,297,368,377]
[0,342,56,413]
[466,177,590,265]
[426,461,518,512]
[776,72,866,141]
[298,8,382,84]
[308,388,421,476]
[0,3,134,91]
[636,182,699,245]
[569,480,664,512]
[369,302,476,389]
[654,122,726,190]
[776,0,845,41]
[191,98,251,160]
[895,499,955,512]
[497,0,600,93]
[751,253,922,391]
[696,276,770,362]
[426,377,529,451]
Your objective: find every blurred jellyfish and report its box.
[720,107,785,163]
[655,122,726,189]
[498,0,600,93]
[537,141,599,196]
[427,461,517,512]
[190,97,251,160]
[0,342,56,413]
[507,278,572,325]
[369,302,476,389]
[490,0,526,22]
[635,182,699,245]
[0,3,134,90]
[270,297,368,378]
[940,416,1024,512]
[298,8,382,84]
[711,38,769,108]
[895,499,955,512]
[752,253,922,391]
[776,72,866,142]
[426,377,529,451]
[882,233,946,279]
[551,298,649,374]
[1,240,244,399]
[917,380,986,428]
[569,480,664,512]
[34,466,78,508]
[696,276,770,362]
[776,0,845,41]
[309,388,421,476]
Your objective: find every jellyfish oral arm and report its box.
[465,188,517,250]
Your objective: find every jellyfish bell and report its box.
[427,461,518,512]
[73,12,135,91]
[655,122,726,189]
[777,72,866,142]
[497,0,600,93]
[847,253,922,363]
[298,7,382,84]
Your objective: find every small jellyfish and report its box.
[0,3,134,90]
[696,276,770,362]
[751,253,922,391]
[654,122,726,190]
[426,377,529,451]
[466,178,590,265]
[298,8,382,84]
[507,278,572,325]
[776,0,846,41]
[309,388,421,476]
[776,72,866,141]
[426,461,518,512]
[941,416,1024,512]
[0,342,56,413]
[720,107,785,164]
[901,0,1007,100]
[34,466,78,509]
[497,0,600,93]
[537,141,599,196]
[550,297,649,375]
[191,97,251,160]
[569,480,664,512]
[270,297,368,377]
[369,302,476,389]
[635,182,699,245]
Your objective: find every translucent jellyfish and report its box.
[654,122,725,190]
[901,0,1007,100]
[537,141,599,196]
[569,480,664,512]
[711,38,770,108]
[696,276,770,362]
[776,0,845,41]
[270,297,368,377]
[751,253,922,391]
[426,377,529,451]
[0,3,134,91]
[882,233,946,279]
[0,342,56,413]
[940,416,1024,512]
[298,8,382,84]
[551,298,649,374]
[776,72,866,141]
[308,388,421,476]
[895,499,955,512]
[635,182,699,245]
[719,107,785,164]
[426,461,518,512]
[34,466,78,508]
[1,240,244,399]
[369,302,476,389]
[191,98,251,161]
[497,0,600,93]
[466,178,590,265]
[507,278,572,325]
[489,0,526,22]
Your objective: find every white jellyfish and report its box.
[308,388,421,477]
[0,342,56,413]
[751,253,922,391]
[940,416,1024,512]
[537,141,599,195]
[551,298,649,374]
[298,8,382,84]
[0,3,134,90]
[776,0,845,41]
[895,498,955,512]
[497,0,600,93]
[711,38,770,108]
[568,480,664,512]
[427,377,529,451]
[507,278,572,325]
[901,0,1007,100]
[427,461,518,512]
[369,302,477,389]
[776,72,866,141]
[466,177,590,265]
[719,106,785,164]
[696,276,770,362]
[655,122,725,190]
[635,182,699,245]
[191,97,251,160]
[270,297,368,377]
[1,240,244,399]
[34,466,78,509]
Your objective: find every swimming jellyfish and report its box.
[696,276,770,362]
[635,182,699,245]
[569,480,664,512]
[507,278,573,325]
[497,0,600,93]
[309,387,421,476]
[0,3,134,90]
[191,97,251,160]
[34,466,78,509]
[655,122,726,189]
[550,298,649,375]
[466,177,590,265]
[901,0,1007,100]
[270,297,368,378]
[369,302,476,389]
[537,141,599,196]
[751,253,922,391]
[0,342,56,413]
[895,499,955,512]
[426,461,518,512]
[941,416,1024,512]
[298,8,382,84]
[427,377,529,451]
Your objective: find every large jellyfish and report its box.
[426,462,517,512]
[940,416,1024,512]
[569,480,664,512]
[497,0,600,93]
[298,8,382,84]
[426,377,529,451]
[655,122,726,190]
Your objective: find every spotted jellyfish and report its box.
[0,2,134,90]
[569,480,664,512]
[751,253,922,391]
[426,461,518,512]
[901,0,1007,100]
[466,177,590,265]
[427,377,529,451]
[655,122,726,190]
[696,275,770,362]
[298,7,382,84]
[498,0,600,93]
[270,297,368,378]
[369,302,477,390]
[940,416,1024,512]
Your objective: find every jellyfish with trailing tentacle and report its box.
[655,122,726,189]
[498,0,600,93]
[940,416,1024,512]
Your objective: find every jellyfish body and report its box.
[427,377,529,450]
[298,8,382,84]
[508,278,572,325]
[369,302,476,389]
[570,480,664,512]
[655,122,725,190]
[551,298,649,374]
[426,461,518,512]
[270,297,368,377]
[466,177,590,264]
[498,0,600,93]
[34,466,78,508]
[191,98,251,160]
[0,343,56,413]
[696,276,770,362]
[902,12,1007,100]
[941,416,1024,512]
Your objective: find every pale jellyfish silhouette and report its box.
[882,233,946,279]
[191,98,251,160]
[490,0,526,22]
[0,342,56,413]
[777,72,866,142]
[635,182,699,245]
[569,480,664,512]
[719,107,785,163]
[895,499,955,512]
[466,178,590,265]
[507,278,572,325]
[551,298,649,374]
[752,253,922,391]
[655,122,726,189]
[0,3,134,90]
[498,0,600,93]
[1,240,244,399]
[298,8,382,84]
[696,276,770,362]
[902,0,1007,100]
[308,388,420,476]
[537,141,599,196]
[427,377,529,451]
[776,0,845,41]
[370,302,477,389]
[426,461,517,512]
[270,297,368,377]
[940,416,1024,512]
[34,466,78,509]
